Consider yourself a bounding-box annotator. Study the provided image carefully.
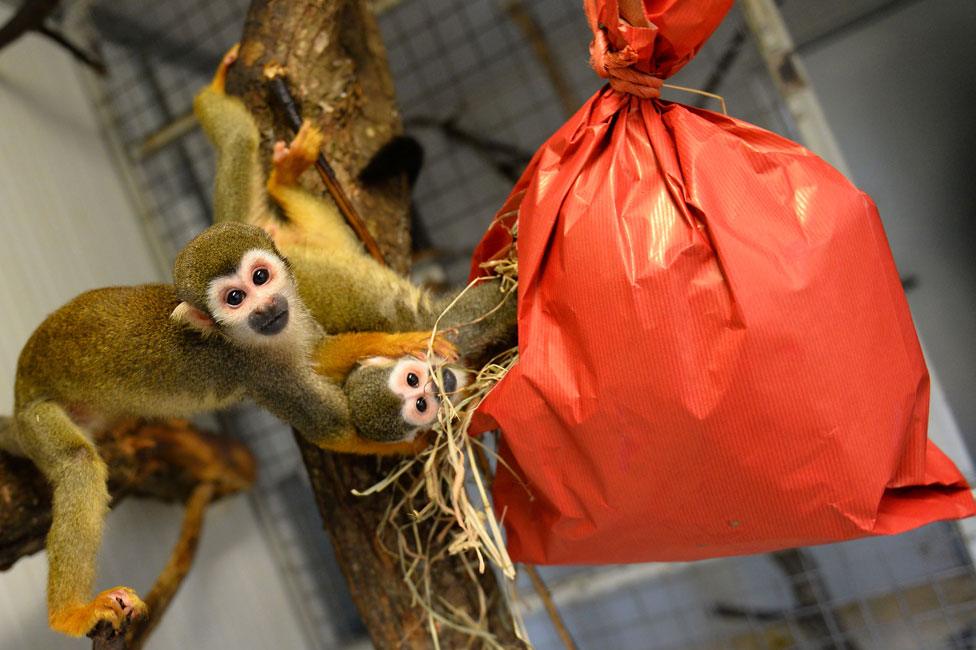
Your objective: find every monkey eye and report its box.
[415,397,428,413]
[406,372,419,388]
[252,268,270,285]
[226,289,246,306]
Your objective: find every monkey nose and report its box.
[250,295,289,335]
[439,368,458,396]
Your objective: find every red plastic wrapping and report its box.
[469,0,975,564]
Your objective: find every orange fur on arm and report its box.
[313,331,455,382]
[319,430,430,456]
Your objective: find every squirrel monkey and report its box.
[0,222,435,638]
[337,277,518,442]
[194,45,442,337]
[194,46,518,443]
[194,45,458,454]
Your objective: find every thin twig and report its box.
[266,73,387,266]
[126,482,217,650]
[0,0,59,49]
[35,24,107,75]
[524,565,580,650]
[505,0,578,117]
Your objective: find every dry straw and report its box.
[353,219,529,648]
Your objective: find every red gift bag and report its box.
[469,0,975,564]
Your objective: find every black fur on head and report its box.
[345,364,417,442]
[172,222,284,313]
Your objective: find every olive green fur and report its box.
[173,221,283,312]
[13,401,109,620]
[432,279,517,368]
[13,285,348,447]
[194,80,518,442]
[0,415,19,455]
[345,365,415,442]
[288,246,438,333]
[2,224,352,632]
[291,247,516,363]
[193,85,267,226]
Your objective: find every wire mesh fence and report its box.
[81,0,976,648]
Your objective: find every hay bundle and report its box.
[355,223,526,648]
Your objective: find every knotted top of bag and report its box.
[585,0,733,98]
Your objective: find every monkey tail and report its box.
[0,415,24,456]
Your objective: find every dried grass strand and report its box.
[353,226,538,648]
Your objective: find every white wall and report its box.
[801,0,976,447]
[0,20,308,650]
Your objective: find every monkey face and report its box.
[205,249,299,346]
[389,357,443,428]
[347,356,469,442]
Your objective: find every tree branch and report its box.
[0,419,255,570]
[0,419,256,650]
[226,1,522,646]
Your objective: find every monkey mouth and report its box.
[439,368,458,395]
[436,366,469,399]
[250,296,290,335]
[258,307,289,334]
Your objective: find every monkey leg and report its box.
[314,331,458,382]
[14,402,146,637]
[266,122,364,254]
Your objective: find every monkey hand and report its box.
[270,121,325,188]
[49,586,147,637]
[208,43,239,95]
[397,331,458,362]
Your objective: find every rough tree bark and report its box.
[0,419,255,571]
[225,1,523,647]
[1,418,255,650]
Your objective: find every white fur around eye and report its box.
[388,359,428,395]
[204,248,289,319]
[240,249,287,289]
[401,395,438,427]
[206,280,249,325]
[390,358,440,428]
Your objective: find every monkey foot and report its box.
[49,586,147,637]
[210,43,240,94]
[271,121,325,185]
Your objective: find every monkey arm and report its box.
[249,361,424,456]
[313,331,457,382]
[193,45,268,227]
[286,247,439,334]
[249,367,357,447]
[316,430,430,456]
[265,121,372,256]
[434,278,517,367]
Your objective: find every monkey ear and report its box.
[261,221,279,241]
[358,356,394,367]
[171,302,216,333]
